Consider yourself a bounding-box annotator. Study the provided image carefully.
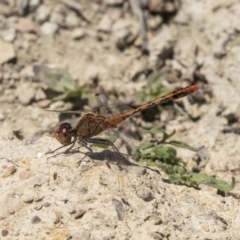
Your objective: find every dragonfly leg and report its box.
[46,137,77,158]
[86,138,123,169]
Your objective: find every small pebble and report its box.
[2,165,16,178]
[78,187,88,194]
[7,208,15,215]
[1,229,8,237]
[35,5,51,23]
[18,170,32,180]
[43,202,50,207]
[29,0,41,12]
[1,28,16,42]
[137,188,154,202]
[22,195,34,203]
[135,167,147,177]
[34,204,43,210]
[0,40,16,65]
[50,12,64,25]
[74,210,86,219]
[17,18,36,33]
[112,198,125,220]
[16,82,35,105]
[31,216,41,224]
[41,22,58,35]
[65,13,79,28]
[72,28,85,40]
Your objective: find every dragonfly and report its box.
[47,84,199,158]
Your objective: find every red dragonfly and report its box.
[47,85,198,157]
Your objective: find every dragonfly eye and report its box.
[54,123,72,146]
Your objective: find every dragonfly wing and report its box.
[95,93,134,115]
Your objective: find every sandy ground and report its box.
[1,0,240,239]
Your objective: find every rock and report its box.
[1,27,16,42]
[48,100,65,110]
[2,165,16,178]
[112,198,125,220]
[65,13,79,28]
[34,88,47,101]
[0,40,16,65]
[35,5,51,23]
[36,99,51,108]
[16,82,35,105]
[22,195,34,203]
[111,19,138,48]
[104,0,124,6]
[17,18,36,33]
[31,215,41,224]
[41,22,58,35]
[148,15,163,30]
[72,230,91,240]
[50,12,64,26]
[43,202,50,207]
[137,188,154,201]
[29,0,41,12]
[98,15,112,33]
[72,28,85,40]
[18,170,33,180]
[20,65,35,78]
[0,109,5,120]
[1,230,8,237]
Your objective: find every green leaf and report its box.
[189,174,235,192]
[149,128,176,142]
[168,140,200,152]
[33,65,83,100]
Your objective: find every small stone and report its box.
[1,27,16,42]
[105,0,124,6]
[1,229,8,237]
[2,165,16,178]
[34,204,43,210]
[50,12,64,26]
[11,72,20,80]
[30,175,49,187]
[135,167,147,176]
[98,15,112,33]
[112,198,125,220]
[34,195,44,202]
[20,65,35,78]
[35,88,47,101]
[65,13,79,28]
[7,208,15,215]
[31,215,41,224]
[72,230,90,240]
[17,18,36,33]
[78,187,88,194]
[137,188,154,201]
[43,202,50,207]
[29,0,41,12]
[49,100,65,110]
[72,28,85,40]
[151,232,163,240]
[36,99,51,108]
[112,19,131,42]
[35,5,51,23]
[18,170,32,180]
[74,210,86,219]
[0,40,16,65]
[41,22,58,35]
[0,109,5,120]
[16,82,35,105]
[22,195,34,203]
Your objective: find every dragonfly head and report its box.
[54,123,73,146]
